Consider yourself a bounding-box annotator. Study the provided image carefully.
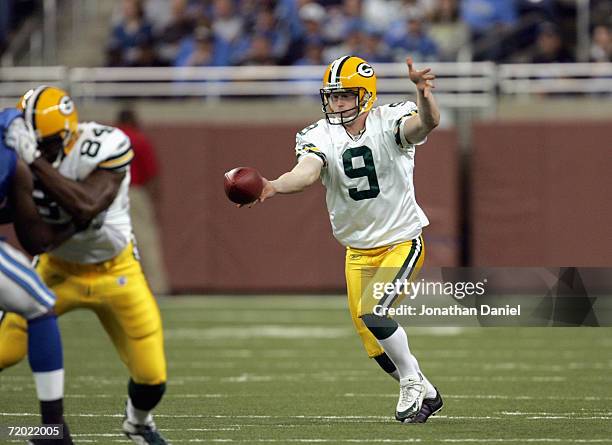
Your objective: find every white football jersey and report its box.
[36,122,134,263]
[295,101,429,249]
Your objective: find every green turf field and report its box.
[2,296,611,444]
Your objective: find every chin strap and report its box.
[326,106,362,125]
[51,150,64,168]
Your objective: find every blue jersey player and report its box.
[0,108,78,444]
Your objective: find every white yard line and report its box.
[3,412,605,422]
[344,393,612,400]
[503,411,612,416]
[527,416,612,420]
[64,393,228,399]
[55,439,612,444]
[10,436,612,444]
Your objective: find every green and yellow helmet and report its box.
[17,85,79,154]
[320,55,377,125]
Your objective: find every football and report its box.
[224,167,264,204]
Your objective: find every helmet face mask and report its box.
[320,56,377,125]
[320,87,370,125]
[38,134,65,164]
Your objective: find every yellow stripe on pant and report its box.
[0,243,166,385]
[345,236,425,358]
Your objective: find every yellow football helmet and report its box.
[320,55,377,125]
[16,85,79,155]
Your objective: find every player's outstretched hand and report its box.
[406,56,435,98]
[237,178,276,208]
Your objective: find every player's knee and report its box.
[128,379,166,411]
[128,362,166,387]
[361,313,398,340]
[0,346,27,369]
[126,333,167,385]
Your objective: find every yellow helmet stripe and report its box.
[329,55,351,84]
[24,85,49,135]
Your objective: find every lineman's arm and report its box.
[402,56,440,145]
[11,159,77,255]
[28,157,124,227]
[258,156,323,203]
[0,206,13,224]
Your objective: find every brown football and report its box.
[224,167,264,204]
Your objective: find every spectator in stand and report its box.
[210,0,244,62]
[239,0,277,30]
[590,25,612,62]
[276,0,308,41]
[178,0,213,22]
[285,2,328,65]
[233,7,290,65]
[362,28,393,63]
[323,0,365,46]
[517,0,556,18]
[107,0,154,67]
[131,37,166,67]
[324,25,365,62]
[430,0,459,23]
[363,0,401,33]
[398,0,436,20]
[385,11,439,62]
[299,2,327,41]
[529,22,574,63]
[239,33,278,65]
[429,0,468,61]
[1,0,39,54]
[156,0,196,65]
[237,0,259,29]
[461,0,517,38]
[461,0,518,61]
[142,0,172,35]
[256,7,290,60]
[293,36,326,65]
[591,0,612,28]
[174,25,231,66]
[115,107,170,296]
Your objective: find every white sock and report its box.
[390,369,400,381]
[376,327,418,379]
[408,354,436,398]
[126,398,153,425]
[33,369,64,401]
[421,374,437,399]
[410,359,436,399]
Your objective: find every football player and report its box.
[1,87,170,444]
[0,107,76,444]
[246,56,443,423]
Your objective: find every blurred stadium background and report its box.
[2,0,611,293]
[1,1,612,443]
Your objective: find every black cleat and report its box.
[404,387,444,424]
[123,418,170,445]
